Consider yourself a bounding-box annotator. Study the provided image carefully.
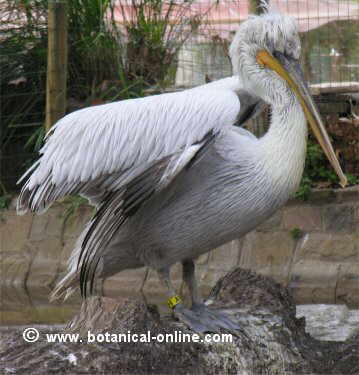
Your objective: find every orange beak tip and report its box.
[339,177,348,188]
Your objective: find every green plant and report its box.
[295,138,359,200]
[0,196,11,211]
[66,0,125,100]
[1,1,48,189]
[295,176,312,201]
[290,227,303,240]
[122,0,201,88]
[347,173,359,185]
[66,0,203,101]
[25,126,46,151]
[304,141,339,183]
[0,181,11,211]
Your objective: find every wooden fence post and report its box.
[45,0,68,132]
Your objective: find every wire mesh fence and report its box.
[1,0,359,191]
[175,0,359,87]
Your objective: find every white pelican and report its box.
[17,4,346,332]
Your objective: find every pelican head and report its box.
[230,4,347,187]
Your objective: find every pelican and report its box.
[17,5,346,332]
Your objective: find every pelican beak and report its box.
[256,49,347,188]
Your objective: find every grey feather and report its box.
[235,90,266,126]
[78,131,218,296]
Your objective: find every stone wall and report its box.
[1,187,358,307]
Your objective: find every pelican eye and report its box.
[286,40,295,50]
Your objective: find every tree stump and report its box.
[1,268,358,374]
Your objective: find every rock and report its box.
[1,268,358,374]
[296,304,359,342]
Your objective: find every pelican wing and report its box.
[17,80,243,214]
[78,131,217,296]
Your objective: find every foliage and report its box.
[0,196,11,211]
[67,0,201,102]
[295,177,312,201]
[1,1,48,190]
[295,138,359,200]
[1,0,202,104]
[25,126,46,151]
[1,0,47,148]
[289,227,303,240]
[121,0,201,87]
[66,0,125,101]
[303,140,338,184]
[0,181,11,211]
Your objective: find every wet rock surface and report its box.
[1,268,358,374]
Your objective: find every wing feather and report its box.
[18,82,240,214]
[78,130,218,296]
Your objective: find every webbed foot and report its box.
[173,302,240,334]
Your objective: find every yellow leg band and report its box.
[167,295,182,309]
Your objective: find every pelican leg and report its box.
[157,263,240,333]
[181,260,241,333]
[138,267,150,306]
[182,259,202,305]
[157,267,209,333]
